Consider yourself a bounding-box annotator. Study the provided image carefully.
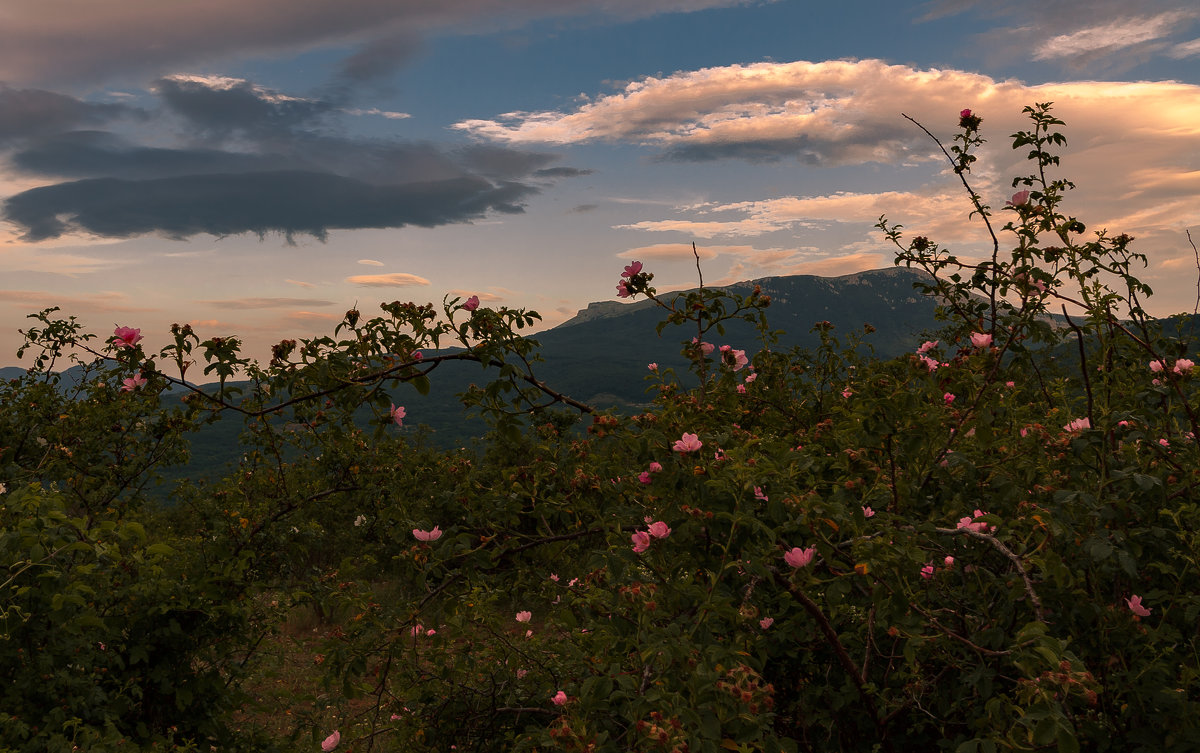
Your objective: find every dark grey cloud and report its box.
[658,130,916,166]
[4,171,535,242]
[0,0,752,87]
[0,86,136,145]
[9,130,469,184]
[154,75,335,137]
[333,32,425,89]
[533,166,594,178]
[456,144,559,180]
[2,73,590,242]
[10,131,292,179]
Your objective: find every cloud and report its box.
[345,272,431,287]
[154,74,335,137]
[615,242,721,261]
[343,107,412,119]
[1033,13,1190,61]
[289,310,341,321]
[1169,38,1200,58]
[463,59,1200,278]
[0,0,759,87]
[357,259,384,266]
[0,289,156,313]
[2,74,591,242]
[286,278,317,288]
[193,296,338,308]
[454,59,1003,166]
[454,59,1200,179]
[447,289,503,302]
[778,252,887,278]
[0,86,136,145]
[3,171,538,241]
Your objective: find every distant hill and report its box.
[531,266,944,409]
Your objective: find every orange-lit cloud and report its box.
[0,289,156,313]
[288,310,341,321]
[194,297,337,309]
[447,289,503,302]
[345,272,431,287]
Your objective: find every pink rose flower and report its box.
[783,546,816,568]
[621,261,643,278]
[552,690,568,706]
[1126,594,1151,617]
[970,332,993,349]
[754,487,768,502]
[919,355,939,372]
[413,526,443,542]
[672,433,703,453]
[515,611,532,623]
[759,617,774,629]
[956,510,995,534]
[944,556,955,567]
[1063,417,1091,433]
[960,109,972,118]
[121,375,147,392]
[862,506,875,518]
[638,471,652,484]
[647,521,671,539]
[648,462,663,473]
[389,404,406,426]
[112,326,143,349]
[920,563,935,580]
[463,295,480,311]
[1007,190,1031,207]
[648,362,658,371]
[736,384,746,394]
[1149,360,1165,373]
[631,530,651,553]
[616,280,631,298]
[322,730,341,751]
[943,392,956,405]
[1174,358,1194,375]
[917,340,938,354]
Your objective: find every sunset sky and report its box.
[2,0,1199,367]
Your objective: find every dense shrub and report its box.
[1,104,1198,752]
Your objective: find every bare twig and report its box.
[934,526,1044,622]
[1061,306,1094,429]
[1189,229,1199,316]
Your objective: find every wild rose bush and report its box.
[2,105,1199,753]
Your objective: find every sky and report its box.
[2,0,1199,368]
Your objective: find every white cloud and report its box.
[1169,38,1200,58]
[357,259,385,266]
[344,107,411,119]
[1034,13,1190,60]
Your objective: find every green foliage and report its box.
[2,104,1199,752]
